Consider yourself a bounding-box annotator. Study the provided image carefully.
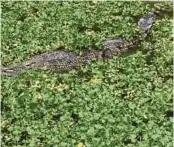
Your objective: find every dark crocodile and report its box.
[1,11,159,76]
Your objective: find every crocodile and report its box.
[1,9,169,77]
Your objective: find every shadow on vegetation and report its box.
[165,110,173,117]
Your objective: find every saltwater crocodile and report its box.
[1,8,171,76]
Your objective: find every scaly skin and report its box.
[1,11,158,76]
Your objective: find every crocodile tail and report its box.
[1,64,25,76]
